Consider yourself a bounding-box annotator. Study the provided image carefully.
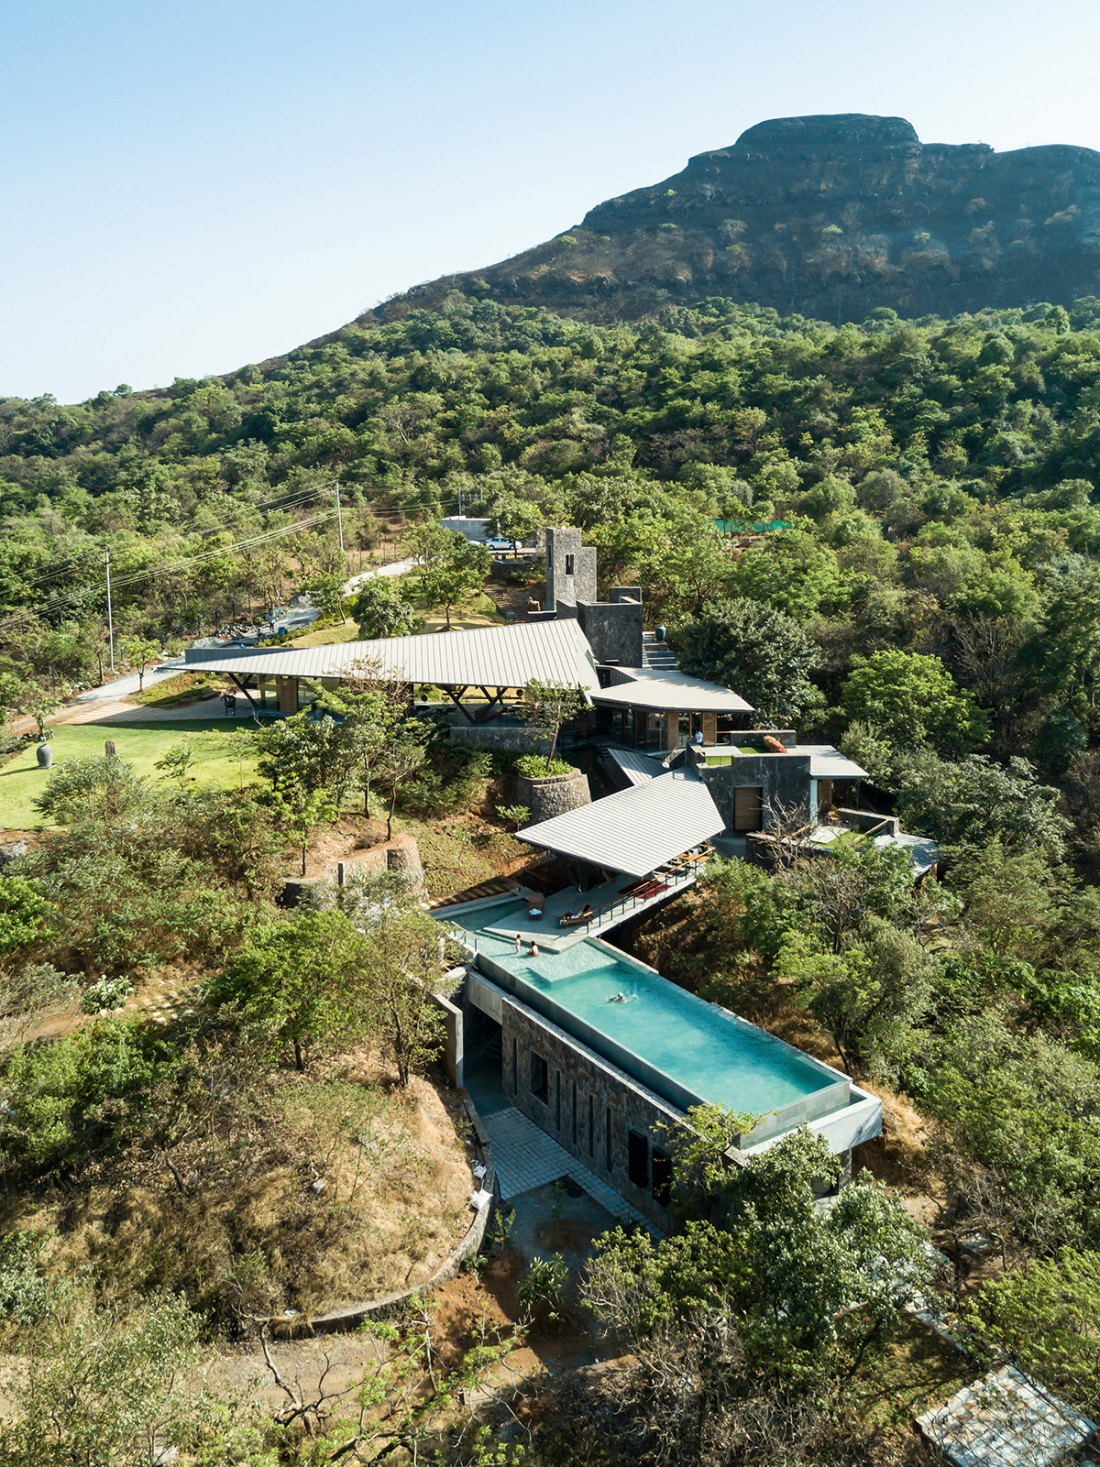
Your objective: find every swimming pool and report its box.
[442,898,848,1137]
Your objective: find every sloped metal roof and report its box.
[796,745,869,780]
[592,666,753,713]
[603,746,665,787]
[917,1364,1096,1467]
[517,773,726,877]
[180,618,601,693]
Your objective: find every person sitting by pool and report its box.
[557,903,593,927]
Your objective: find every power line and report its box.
[0,492,470,638]
[16,484,328,592]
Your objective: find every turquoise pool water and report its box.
[445,899,844,1119]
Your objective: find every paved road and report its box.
[343,557,414,594]
[71,661,188,705]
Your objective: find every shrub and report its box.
[515,754,572,778]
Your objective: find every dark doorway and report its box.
[463,1006,507,1118]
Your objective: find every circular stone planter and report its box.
[515,767,591,826]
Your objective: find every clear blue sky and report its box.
[2,0,1099,402]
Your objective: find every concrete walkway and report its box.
[343,557,414,594]
[481,1105,653,1230]
[63,696,258,725]
[71,660,188,705]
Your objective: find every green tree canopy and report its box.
[672,597,822,726]
[210,909,369,1071]
[407,523,491,628]
[896,753,1070,863]
[352,576,416,640]
[841,649,988,755]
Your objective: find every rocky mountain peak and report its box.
[372,114,1100,327]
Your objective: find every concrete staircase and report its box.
[642,631,678,671]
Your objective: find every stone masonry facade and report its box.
[495,988,681,1230]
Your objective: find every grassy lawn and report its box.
[289,616,365,648]
[0,721,258,829]
[130,670,228,707]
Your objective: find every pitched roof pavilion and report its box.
[516,772,726,878]
[591,666,753,714]
[188,617,602,695]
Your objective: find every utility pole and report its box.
[334,481,345,554]
[105,547,115,674]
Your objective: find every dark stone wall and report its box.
[701,753,813,835]
[515,768,591,824]
[545,527,597,610]
[577,598,644,667]
[497,991,680,1230]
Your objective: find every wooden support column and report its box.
[701,712,718,746]
[664,712,680,751]
[276,676,299,714]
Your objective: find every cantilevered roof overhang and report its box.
[516,773,726,878]
[183,618,602,695]
[591,667,753,714]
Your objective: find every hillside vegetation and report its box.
[8,291,1100,1459]
[6,293,1100,773]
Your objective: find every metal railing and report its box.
[580,865,699,936]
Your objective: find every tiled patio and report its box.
[481,1105,655,1230]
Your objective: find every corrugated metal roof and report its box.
[180,618,601,693]
[592,667,753,713]
[517,774,726,877]
[797,745,869,780]
[917,1364,1096,1467]
[603,747,665,787]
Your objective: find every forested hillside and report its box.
[10,292,1100,1457]
[7,292,1100,777]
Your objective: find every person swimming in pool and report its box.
[529,941,540,957]
[609,991,627,1003]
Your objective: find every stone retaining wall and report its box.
[515,768,591,825]
[305,1090,496,1334]
[449,723,551,755]
[281,833,423,906]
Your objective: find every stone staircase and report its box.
[642,631,678,671]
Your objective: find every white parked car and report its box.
[483,536,517,551]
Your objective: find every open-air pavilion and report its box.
[591,666,754,750]
[185,617,602,721]
[185,617,759,745]
[482,772,726,949]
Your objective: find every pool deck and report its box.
[483,869,697,952]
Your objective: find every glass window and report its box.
[627,1131,649,1189]
[530,1051,549,1103]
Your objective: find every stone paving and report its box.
[122,976,200,1027]
[481,1104,654,1230]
